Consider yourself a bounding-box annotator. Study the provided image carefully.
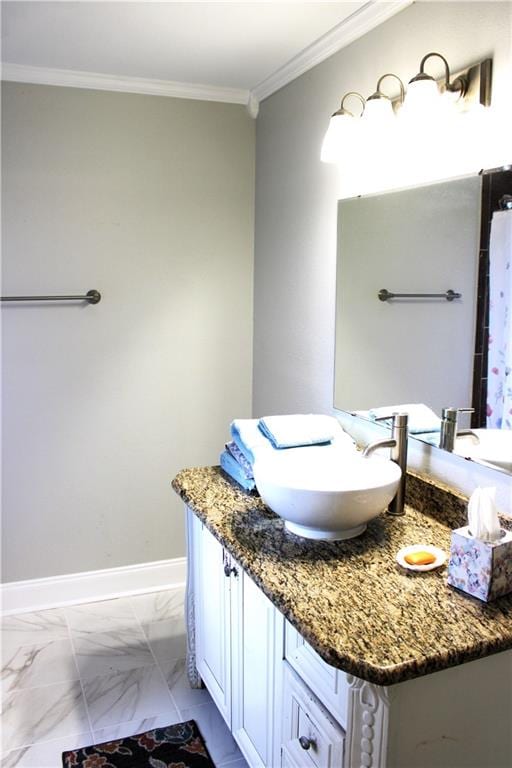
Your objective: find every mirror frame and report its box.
[470,166,512,426]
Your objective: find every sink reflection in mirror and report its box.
[334,166,512,475]
[453,429,512,473]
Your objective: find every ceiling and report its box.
[1,1,410,110]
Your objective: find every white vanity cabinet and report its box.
[187,505,512,768]
[189,508,348,768]
[191,510,285,768]
[231,560,284,768]
[192,509,234,726]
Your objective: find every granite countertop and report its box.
[172,466,512,686]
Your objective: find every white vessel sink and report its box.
[454,429,512,472]
[253,450,401,540]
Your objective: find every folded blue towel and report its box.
[224,416,357,493]
[220,450,256,492]
[231,415,355,462]
[230,419,273,464]
[258,414,338,449]
[226,441,254,479]
[368,403,441,434]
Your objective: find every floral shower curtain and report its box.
[487,209,512,428]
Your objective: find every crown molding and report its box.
[252,0,413,102]
[1,62,250,106]
[247,91,260,119]
[2,2,411,115]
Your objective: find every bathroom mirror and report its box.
[334,168,512,474]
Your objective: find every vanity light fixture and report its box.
[321,54,493,165]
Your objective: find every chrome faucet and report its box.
[439,407,479,452]
[362,412,408,516]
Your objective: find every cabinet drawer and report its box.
[282,663,344,768]
[285,621,348,729]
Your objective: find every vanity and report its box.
[172,466,512,768]
[171,167,512,767]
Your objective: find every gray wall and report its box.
[253,1,512,417]
[2,83,255,582]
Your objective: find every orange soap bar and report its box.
[405,550,436,566]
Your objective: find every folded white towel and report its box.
[368,403,441,434]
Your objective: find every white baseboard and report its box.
[1,558,186,616]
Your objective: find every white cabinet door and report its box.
[193,517,234,727]
[231,570,284,768]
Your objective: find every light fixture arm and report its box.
[369,73,405,104]
[415,52,466,96]
[336,91,365,117]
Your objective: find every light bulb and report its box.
[321,112,356,164]
[362,96,394,125]
[401,78,444,120]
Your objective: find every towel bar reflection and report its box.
[378,289,461,302]
[1,289,101,304]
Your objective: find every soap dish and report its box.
[396,545,446,572]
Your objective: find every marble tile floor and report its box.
[1,587,248,768]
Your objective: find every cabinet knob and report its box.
[223,564,239,578]
[222,550,238,578]
[299,736,313,751]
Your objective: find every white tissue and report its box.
[467,487,502,542]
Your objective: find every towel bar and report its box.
[378,289,461,302]
[1,289,101,304]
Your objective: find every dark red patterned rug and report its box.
[62,720,216,768]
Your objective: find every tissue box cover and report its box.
[447,525,512,602]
